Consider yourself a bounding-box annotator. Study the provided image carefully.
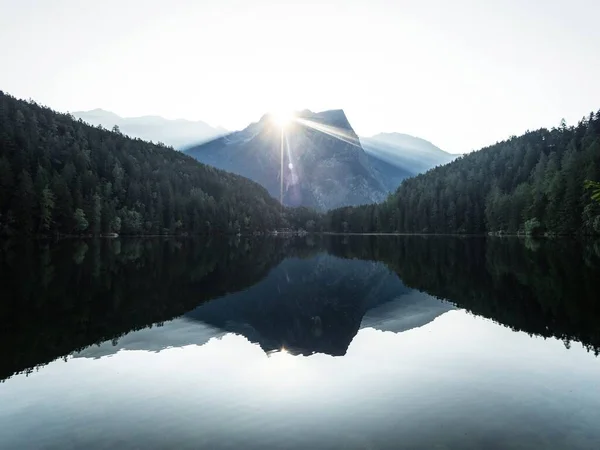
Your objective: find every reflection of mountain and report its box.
[328,235,600,355]
[73,318,225,359]
[4,235,600,381]
[361,290,454,333]
[0,238,302,382]
[185,253,453,356]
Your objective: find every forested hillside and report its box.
[326,113,600,235]
[0,92,287,236]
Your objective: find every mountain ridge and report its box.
[361,132,458,177]
[72,108,226,149]
[185,109,390,210]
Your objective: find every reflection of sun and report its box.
[271,110,294,127]
[268,347,296,368]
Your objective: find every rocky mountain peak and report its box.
[185,109,387,210]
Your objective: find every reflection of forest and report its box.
[328,235,600,355]
[0,237,316,382]
[185,252,454,357]
[1,236,599,382]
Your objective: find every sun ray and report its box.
[295,117,362,148]
[274,113,363,208]
[280,127,284,207]
[284,132,294,171]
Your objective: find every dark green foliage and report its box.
[283,206,323,231]
[586,180,600,202]
[2,235,599,381]
[326,235,600,354]
[0,91,286,235]
[325,113,600,235]
[0,237,318,381]
[524,218,544,236]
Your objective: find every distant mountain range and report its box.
[73,108,458,210]
[72,109,226,149]
[362,133,459,192]
[184,110,457,210]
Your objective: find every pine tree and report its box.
[0,155,14,212]
[73,208,89,232]
[51,175,73,232]
[39,187,55,232]
[15,170,35,233]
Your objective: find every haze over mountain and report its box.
[185,110,456,210]
[72,109,226,149]
[0,92,290,238]
[185,109,392,210]
[327,110,600,236]
[362,133,458,188]
[71,106,457,208]
[185,253,454,356]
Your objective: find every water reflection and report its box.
[1,236,600,449]
[185,254,454,356]
[1,236,600,382]
[3,311,600,449]
[72,253,454,359]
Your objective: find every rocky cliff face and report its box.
[185,110,389,210]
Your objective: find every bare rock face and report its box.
[185,110,389,210]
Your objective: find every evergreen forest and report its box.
[1,90,599,236]
[326,114,600,235]
[0,91,289,236]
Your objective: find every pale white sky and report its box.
[1,0,599,153]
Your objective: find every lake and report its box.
[1,236,600,449]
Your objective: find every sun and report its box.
[271,109,294,128]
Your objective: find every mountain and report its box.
[185,110,392,210]
[327,111,600,235]
[72,109,226,149]
[0,91,286,236]
[361,133,458,191]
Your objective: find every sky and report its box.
[1,0,599,154]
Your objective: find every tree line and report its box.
[2,90,599,237]
[0,91,295,236]
[325,113,600,235]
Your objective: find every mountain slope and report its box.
[185,110,390,210]
[327,112,600,235]
[0,91,285,236]
[72,109,225,149]
[361,132,458,186]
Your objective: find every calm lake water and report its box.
[1,236,600,449]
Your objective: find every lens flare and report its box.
[271,110,294,127]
